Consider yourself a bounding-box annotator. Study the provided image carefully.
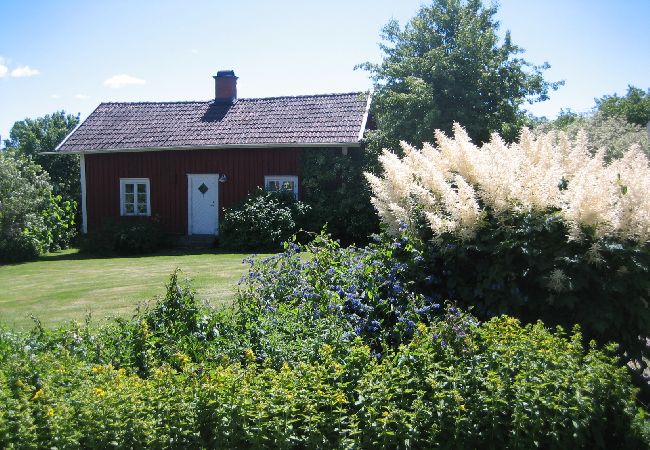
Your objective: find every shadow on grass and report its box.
[3,247,257,266]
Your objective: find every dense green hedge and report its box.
[1,315,648,448]
[300,147,380,245]
[0,236,648,448]
[79,219,165,255]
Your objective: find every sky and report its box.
[1,0,649,144]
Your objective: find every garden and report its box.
[2,0,650,447]
[2,125,650,448]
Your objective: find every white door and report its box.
[188,174,219,235]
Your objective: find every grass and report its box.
[0,248,257,330]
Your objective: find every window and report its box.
[264,175,299,198]
[120,178,150,216]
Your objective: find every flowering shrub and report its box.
[219,188,311,251]
[366,124,650,243]
[0,154,77,262]
[367,125,650,381]
[1,309,647,448]
[236,233,442,358]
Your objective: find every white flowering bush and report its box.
[367,124,650,384]
[366,123,650,244]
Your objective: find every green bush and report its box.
[0,307,647,448]
[219,188,310,252]
[300,147,380,245]
[80,219,165,255]
[0,237,648,448]
[396,211,650,384]
[0,153,76,263]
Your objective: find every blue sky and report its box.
[1,0,649,144]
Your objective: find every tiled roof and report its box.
[56,92,370,153]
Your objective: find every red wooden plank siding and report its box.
[84,148,301,234]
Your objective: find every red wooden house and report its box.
[52,71,371,237]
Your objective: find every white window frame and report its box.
[264,175,299,198]
[119,178,151,216]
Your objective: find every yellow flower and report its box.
[94,388,106,397]
[174,352,191,366]
[46,407,55,417]
[417,322,428,334]
[31,389,44,401]
[244,348,255,362]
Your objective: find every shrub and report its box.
[0,153,76,262]
[0,302,647,448]
[219,188,310,252]
[300,147,380,245]
[80,219,164,255]
[366,125,650,378]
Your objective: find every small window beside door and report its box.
[120,178,150,216]
[264,175,298,198]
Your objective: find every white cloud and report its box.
[50,94,61,99]
[103,74,146,89]
[0,64,7,78]
[75,94,90,100]
[11,66,40,77]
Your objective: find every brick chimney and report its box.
[213,70,237,103]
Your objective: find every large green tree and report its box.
[358,0,562,146]
[595,85,650,127]
[3,111,80,202]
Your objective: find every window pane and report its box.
[125,184,134,194]
[266,180,280,191]
[137,193,147,204]
[137,203,147,214]
[137,183,147,194]
[125,193,135,204]
[281,181,294,191]
[125,203,135,214]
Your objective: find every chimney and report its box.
[213,70,237,103]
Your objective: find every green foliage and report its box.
[80,219,165,255]
[536,111,650,160]
[3,111,80,203]
[0,153,76,262]
[398,209,650,385]
[0,286,647,448]
[0,234,647,447]
[300,147,379,245]
[219,188,310,252]
[358,0,562,146]
[596,85,650,127]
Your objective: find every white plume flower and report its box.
[366,124,650,244]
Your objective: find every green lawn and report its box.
[0,248,256,330]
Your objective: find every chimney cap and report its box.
[215,70,237,78]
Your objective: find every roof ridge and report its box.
[237,92,366,102]
[98,92,367,107]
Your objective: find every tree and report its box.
[536,112,650,161]
[595,85,650,127]
[358,0,562,146]
[3,111,80,202]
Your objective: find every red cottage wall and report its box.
[84,148,301,234]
